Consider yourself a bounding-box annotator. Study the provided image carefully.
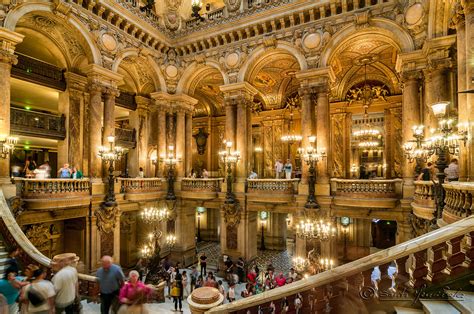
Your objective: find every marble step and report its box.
[421,300,461,314]
[393,306,424,314]
[447,290,474,314]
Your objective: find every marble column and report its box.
[463,0,474,180]
[156,107,167,177]
[299,87,314,184]
[236,99,251,181]
[66,73,87,170]
[176,109,186,178]
[103,88,117,145]
[170,204,196,266]
[401,72,421,194]
[185,112,193,177]
[423,67,450,130]
[88,84,103,178]
[224,102,236,145]
[316,87,330,185]
[128,97,149,177]
[452,6,468,180]
[0,28,23,179]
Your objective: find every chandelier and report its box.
[281,102,302,144]
[292,253,334,275]
[0,135,18,159]
[295,219,336,241]
[140,206,169,224]
[403,125,430,163]
[98,136,126,162]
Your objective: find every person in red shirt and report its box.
[275,272,286,287]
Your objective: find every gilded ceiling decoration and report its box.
[119,56,157,94]
[190,67,224,117]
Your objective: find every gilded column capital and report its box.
[0,28,24,65]
[103,86,120,98]
[399,70,422,83]
[450,2,465,29]
[219,82,258,107]
[295,67,335,90]
[83,64,123,90]
[135,96,150,113]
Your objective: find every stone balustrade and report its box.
[331,178,403,198]
[442,182,474,225]
[247,179,299,194]
[181,178,223,192]
[11,107,66,140]
[207,215,474,313]
[16,179,90,199]
[411,181,436,220]
[118,178,166,201]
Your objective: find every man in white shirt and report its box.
[274,159,283,179]
[444,158,459,182]
[248,171,258,179]
[52,255,79,314]
[284,159,293,179]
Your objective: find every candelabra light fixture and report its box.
[159,145,181,200]
[98,136,126,204]
[403,125,430,163]
[0,135,18,159]
[297,136,326,209]
[295,219,336,241]
[140,202,175,261]
[219,140,240,204]
[292,253,334,275]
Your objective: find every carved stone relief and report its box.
[226,224,238,249]
[95,204,118,234]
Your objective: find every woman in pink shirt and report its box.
[275,272,286,287]
[118,270,152,313]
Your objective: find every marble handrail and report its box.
[0,189,98,298]
[118,178,165,193]
[181,178,223,192]
[442,182,474,223]
[413,181,435,203]
[247,179,300,194]
[207,215,474,313]
[331,178,403,198]
[15,178,90,199]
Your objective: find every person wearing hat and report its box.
[51,254,79,314]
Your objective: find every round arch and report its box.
[176,60,228,94]
[238,41,307,82]
[4,2,102,65]
[320,18,415,67]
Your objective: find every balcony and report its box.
[412,181,436,220]
[12,53,66,91]
[14,178,91,210]
[441,182,474,225]
[331,179,403,215]
[11,107,66,140]
[115,127,136,149]
[181,178,223,200]
[118,178,165,201]
[115,90,137,111]
[246,179,299,203]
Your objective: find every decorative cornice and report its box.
[83,64,123,89]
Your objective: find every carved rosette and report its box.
[224,0,241,13]
[95,204,119,234]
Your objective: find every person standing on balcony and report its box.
[248,171,258,179]
[23,156,37,178]
[57,164,72,179]
[96,256,125,314]
[137,167,144,178]
[284,159,293,180]
[202,169,209,178]
[444,158,459,182]
[71,166,83,179]
[38,161,51,178]
[274,159,283,179]
[417,162,434,181]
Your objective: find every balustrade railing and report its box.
[207,215,474,313]
[331,178,403,198]
[207,7,225,20]
[115,90,137,111]
[115,127,136,148]
[15,179,90,199]
[11,107,66,140]
[118,178,165,193]
[247,179,299,194]
[12,53,66,91]
[114,0,160,27]
[442,182,474,223]
[181,178,223,192]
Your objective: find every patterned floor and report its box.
[197,241,294,274]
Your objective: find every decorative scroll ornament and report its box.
[24,224,51,252]
[409,213,430,237]
[222,202,241,227]
[224,0,241,13]
[7,196,25,219]
[95,204,118,234]
[193,128,209,155]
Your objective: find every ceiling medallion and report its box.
[101,33,117,52]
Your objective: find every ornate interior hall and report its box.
[0,0,473,313]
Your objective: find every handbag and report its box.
[170,286,181,297]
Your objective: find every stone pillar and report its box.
[316,87,330,185]
[171,202,196,266]
[0,28,23,180]
[176,109,186,178]
[128,97,149,177]
[185,112,193,177]
[65,73,87,170]
[157,108,167,177]
[451,5,468,180]
[103,88,117,145]
[57,91,70,168]
[224,102,236,146]
[423,67,450,130]
[462,0,474,179]
[88,84,103,178]
[401,71,421,196]
[299,87,314,184]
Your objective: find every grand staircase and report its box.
[0,235,9,278]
